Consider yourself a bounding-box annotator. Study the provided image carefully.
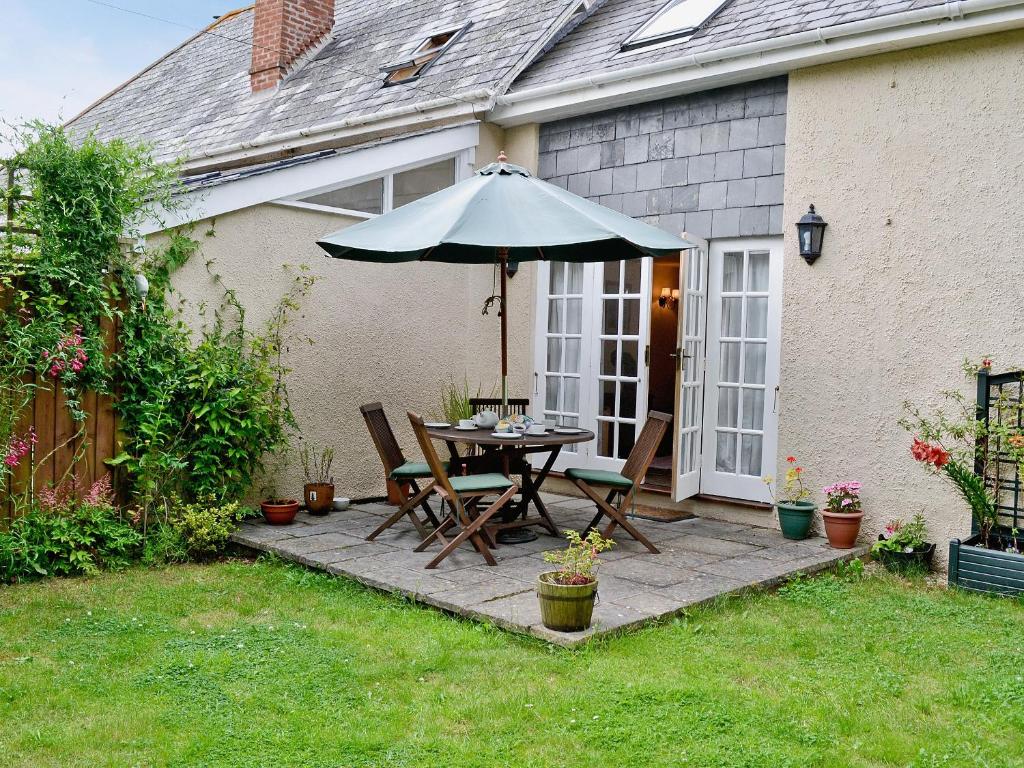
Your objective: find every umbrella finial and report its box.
[497,150,508,163]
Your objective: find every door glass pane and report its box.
[722,252,743,291]
[716,433,736,472]
[601,340,617,375]
[546,376,560,411]
[619,381,637,419]
[740,434,763,476]
[392,158,455,208]
[302,177,384,214]
[743,342,766,384]
[720,341,740,382]
[721,298,742,337]
[546,338,562,372]
[745,297,768,338]
[602,299,619,335]
[563,377,580,413]
[547,299,563,333]
[566,298,583,334]
[598,420,614,457]
[600,380,616,416]
[564,338,581,373]
[567,262,584,293]
[624,260,642,293]
[748,251,770,291]
[621,340,639,377]
[741,388,764,430]
[622,299,640,335]
[603,261,620,293]
[549,263,565,294]
[618,422,636,460]
[717,386,738,428]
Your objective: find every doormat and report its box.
[629,504,695,523]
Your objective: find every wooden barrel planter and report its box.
[536,572,598,632]
[948,531,1024,595]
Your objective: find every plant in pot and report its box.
[821,481,864,549]
[764,455,815,540]
[260,482,300,525]
[300,445,335,516]
[537,530,614,632]
[871,514,935,574]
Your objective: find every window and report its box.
[622,0,728,51]
[295,157,457,215]
[381,26,467,86]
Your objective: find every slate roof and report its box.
[68,0,574,163]
[512,0,953,90]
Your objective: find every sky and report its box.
[0,0,236,154]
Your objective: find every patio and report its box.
[231,493,868,646]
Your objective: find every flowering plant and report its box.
[822,481,862,514]
[41,326,89,380]
[763,455,812,504]
[871,514,928,555]
[543,529,614,585]
[4,428,37,468]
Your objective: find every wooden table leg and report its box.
[520,446,561,535]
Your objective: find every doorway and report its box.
[642,252,682,492]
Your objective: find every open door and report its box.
[671,234,708,501]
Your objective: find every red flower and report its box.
[911,438,950,469]
[786,456,796,463]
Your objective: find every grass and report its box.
[1,559,1023,767]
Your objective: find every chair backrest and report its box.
[360,402,406,475]
[621,411,674,484]
[469,397,530,417]
[407,411,456,498]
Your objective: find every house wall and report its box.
[781,29,1024,562]
[152,187,536,501]
[536,77,787,240]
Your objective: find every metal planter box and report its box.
[948,532,1024,595]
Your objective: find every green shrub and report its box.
[142,523,189,566]
[171,497,251,559]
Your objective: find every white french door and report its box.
[672,235,708,501]
[700,239,782,503]
[533,259,650,473]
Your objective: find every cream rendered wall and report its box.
[155,123,541,501]
[780,30,1024,561]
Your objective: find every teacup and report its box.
[526,424,547,436]
[458,418,475,429]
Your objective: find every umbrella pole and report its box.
[497,247,509,414]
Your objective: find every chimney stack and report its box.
[250,0,335,93]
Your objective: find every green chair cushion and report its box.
[565,467,634,490]
[390,460,448,480]
[449,473,515,494]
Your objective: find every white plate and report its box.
[453,425,478,431]
[554,427,583,434]
[424,422,451,428]
[490,432,522,439]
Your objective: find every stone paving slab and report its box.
[231,497,868,647]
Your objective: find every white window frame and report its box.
[621,0,729,51]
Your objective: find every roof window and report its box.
[381,26,467,86]
[622,0,728,51]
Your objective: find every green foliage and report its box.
[142,522,189,566]
[300,444,335,484]
[542,529,614,585]
[169,497,251,559]
[439,376,483,424]
[873,514,929,556]
[0,502,142,583]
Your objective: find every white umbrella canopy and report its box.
[317,153,694,409]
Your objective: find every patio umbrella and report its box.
[316,152,694,410]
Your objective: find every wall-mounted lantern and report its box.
[796,204,827,264]
[658,287,680,309]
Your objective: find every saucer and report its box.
[554,427,583,434]
[424,422,451,428]
[454,425,478,431]
[490,432,522,439]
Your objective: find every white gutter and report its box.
[183,88,496,172]
[491,0,1024,125]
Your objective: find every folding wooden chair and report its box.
[565,411,673,554]
[408,411,519,568]
[360,402,443,541]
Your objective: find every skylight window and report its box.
[381,26,468,86]
[622,0,728,51]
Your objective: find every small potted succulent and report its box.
[537,530,614,632]
[821,481,865,549]
[764,455,815,540]
[871,514,935,573]
[301,445,335,516]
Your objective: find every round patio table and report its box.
[425,424,594,541]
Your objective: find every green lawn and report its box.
[1,559,1022,767]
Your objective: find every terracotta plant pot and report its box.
[536,572,598,632]
[822,510,864,549]
[304,483,335,516]
[776,501,816,540]
[261,499,300,525]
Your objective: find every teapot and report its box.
[472,410,499,429]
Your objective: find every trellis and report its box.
[975,368,1024,533]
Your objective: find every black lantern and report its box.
[796,204,827,264]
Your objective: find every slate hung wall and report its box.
[537,77,787,240]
